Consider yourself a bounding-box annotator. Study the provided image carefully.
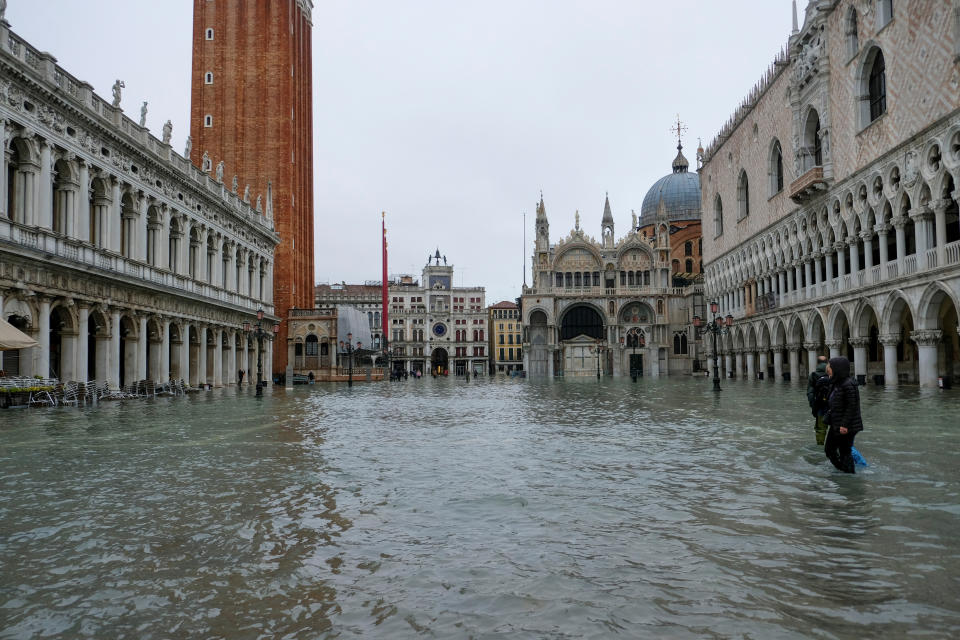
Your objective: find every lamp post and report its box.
[243,308,278,397]
[590,340,606,380]
[693,300,732,392]
[339,332,361,387]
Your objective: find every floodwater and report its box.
[1,376,959,639]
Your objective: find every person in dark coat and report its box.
[824,356,863,473]
[806,356,829,445]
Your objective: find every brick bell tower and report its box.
[190,0,315,375]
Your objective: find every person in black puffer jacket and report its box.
[824,356,863,473]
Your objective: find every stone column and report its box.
[137,315,148,381]
[804,260,813,296]
[773,349,783,380]
[911,330,942,388]
[826,339,842,360]
[804,341,820,374]
[108,178,121,252]
[850,337,869,382]
[0,119,6,219]
[777,271,786,305]
[788,343,800,381]
[835,242,845,280]
[757,351,768,380]
[876,224,890,270]
[179,324,191,384]
[848,238,859,276]
[893,217,907,267]
[37,140,53,230]
[212,328,223,386]
[824,249,834,284]
[160,318,171,382]
[861,230,873,274]
[198,326,208,386]
[879,334,899,387]
[109,309,121,389]
[746,351,756,379]
[36,297,51,378]
[734,350,743,379]
[77,304,89,382]
[933,199,949,263]
[227,329,236,385]
[135,194,147,262]
[76,160,90,243]
[724,352,733,378]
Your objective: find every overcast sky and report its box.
[10,1,793,305]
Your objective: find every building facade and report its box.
[489,300,522,374]
[521,163,705,379]
[190,0,315,375]
[700,0,960,388]
[314,283,384,349]
[389,251,487,376]
[0,19,278,388]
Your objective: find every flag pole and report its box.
[382,211,389,377]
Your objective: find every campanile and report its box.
[190,0,315,374]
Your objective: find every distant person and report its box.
[308,371,315,383]
[807,355,829,445]
[237,368,245,385]
[824,356,863,474]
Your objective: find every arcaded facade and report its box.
[0,20,278,388]
[701,0,960,387]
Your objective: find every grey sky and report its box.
[10,1,792,305]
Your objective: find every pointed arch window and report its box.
[737,171,750,220]
[714,195,723,237]
[868,50,886,121]
[769,140,784,195]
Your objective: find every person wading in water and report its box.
[824,356,864,473]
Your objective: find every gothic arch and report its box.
[916,282,960,331]
[880,290,916,335]
[825,303,852,342]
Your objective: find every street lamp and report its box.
[339,332,361,387]
[590,340,606,380]
[243,308,278,397]
[693,300,732,392]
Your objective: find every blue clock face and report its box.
[433,323,447,337]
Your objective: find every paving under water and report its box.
[1,376,959,639]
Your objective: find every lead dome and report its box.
[639,143,701,227]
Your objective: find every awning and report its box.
[0,317,37,351]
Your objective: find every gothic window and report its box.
[305,335,319,356]
[845,7,859,59]
[685,241,693,256]
[628,271,635,286]
[868,50,886,122]
[685,259,693,273]
[620,271,626,286]
[205,28,214,40]
[593,272,600,287]
[714,195,723,237]
[737,171,750,220]
[204,114,213,128]
[205,72,213,85]
[555,272,562,287]
[769,140,784,195]
[804,109,822,169]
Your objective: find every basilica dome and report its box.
[638,143,701,228]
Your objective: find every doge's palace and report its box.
[701,0,960,388]
[0,17,279,389]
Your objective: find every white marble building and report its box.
[0,19,278,388]
[700,1,960,387]
[389,251,487,377]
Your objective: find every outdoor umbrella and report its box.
[0,317,38,350]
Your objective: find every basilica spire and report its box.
[601,192,614,248]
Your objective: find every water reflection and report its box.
[1,378,959,638]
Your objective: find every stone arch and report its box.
[559,304,605,341]
[916,282,960,331]
[806,308,826,344]
[825,303,851,342]
[880,290,915,335]
[758,322,771,349]
[773,318,788,348]
[802,107,822,170]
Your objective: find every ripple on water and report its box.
[1,379,960,638]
